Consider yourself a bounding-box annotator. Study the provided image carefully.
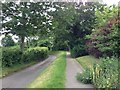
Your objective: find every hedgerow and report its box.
[23,47,48,63]
[2,46,48,67]
[2,46,22,67]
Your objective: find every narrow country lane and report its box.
[65,52,94,88]
[0,55,56,88]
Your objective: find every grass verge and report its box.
[0,61,39,78]
[76,55,100,69]
[49,51,63,56]
[76,55,100,84]
[28,51,66,88]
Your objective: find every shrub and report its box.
[23,47,48,63]
[37,39,52,50]
[2,46,22,67]
[86,17,119,58]
[70,45,88,58]
[92,57,119,88]
[2,46,49,67]
[86,5,119,58]
[77,56,119,88]
[76,68,93,84]
[52,39,67,51]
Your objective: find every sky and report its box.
[0,0,119,46]
[1,0,120,5]
[103,0,119,5]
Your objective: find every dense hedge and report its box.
[2,46,48,67]
[23,47,48,63]
[2,46,22,67]
[70,45,88,58]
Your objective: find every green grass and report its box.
[28,51,66,88]
[49,51,63,56]
[0,61,39,78]
[76,55,100,69]
[76,55,100,84]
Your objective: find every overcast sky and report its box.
[104,0,119,5]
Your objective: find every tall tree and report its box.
[2,2,51,52]
[51,2,103,50]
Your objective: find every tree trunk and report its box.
[20,36,25,53]
[19,36,25,64]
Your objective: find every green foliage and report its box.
[28,51,66,88]
[23,47,48,63]
[1,60,37,78]
[77,56,119,88]
[51,3,76,51]
[2,46,48,67]
[51,3,102,52]
[76,55,99,69]
[67,3,101,52]
[2,2,52,51]
[86,5,119,57]
[52,39,67,51]
[76,55,99,84]
[92,57,119,88]
[37,39,51,47]
[76,68,93,84]
[28,38,52,50]
[70,45,88,58]
[2,35,15,47]
[95,5,118,28]
[2,46,22,67]
[0,47,2,67]
[2,2,105,54]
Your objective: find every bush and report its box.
[23,47,48,63]
[52,40,67,51]
[70,45,88,58]
[86,17,119,58]
[37,39,52,49]
[92,57,119,88]
[2,46,22,67]
[86,6,119,58]
[77,56,119,88]
[76,68,93,84]
[2,46,49,67]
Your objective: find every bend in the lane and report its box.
[1,55,56,88]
